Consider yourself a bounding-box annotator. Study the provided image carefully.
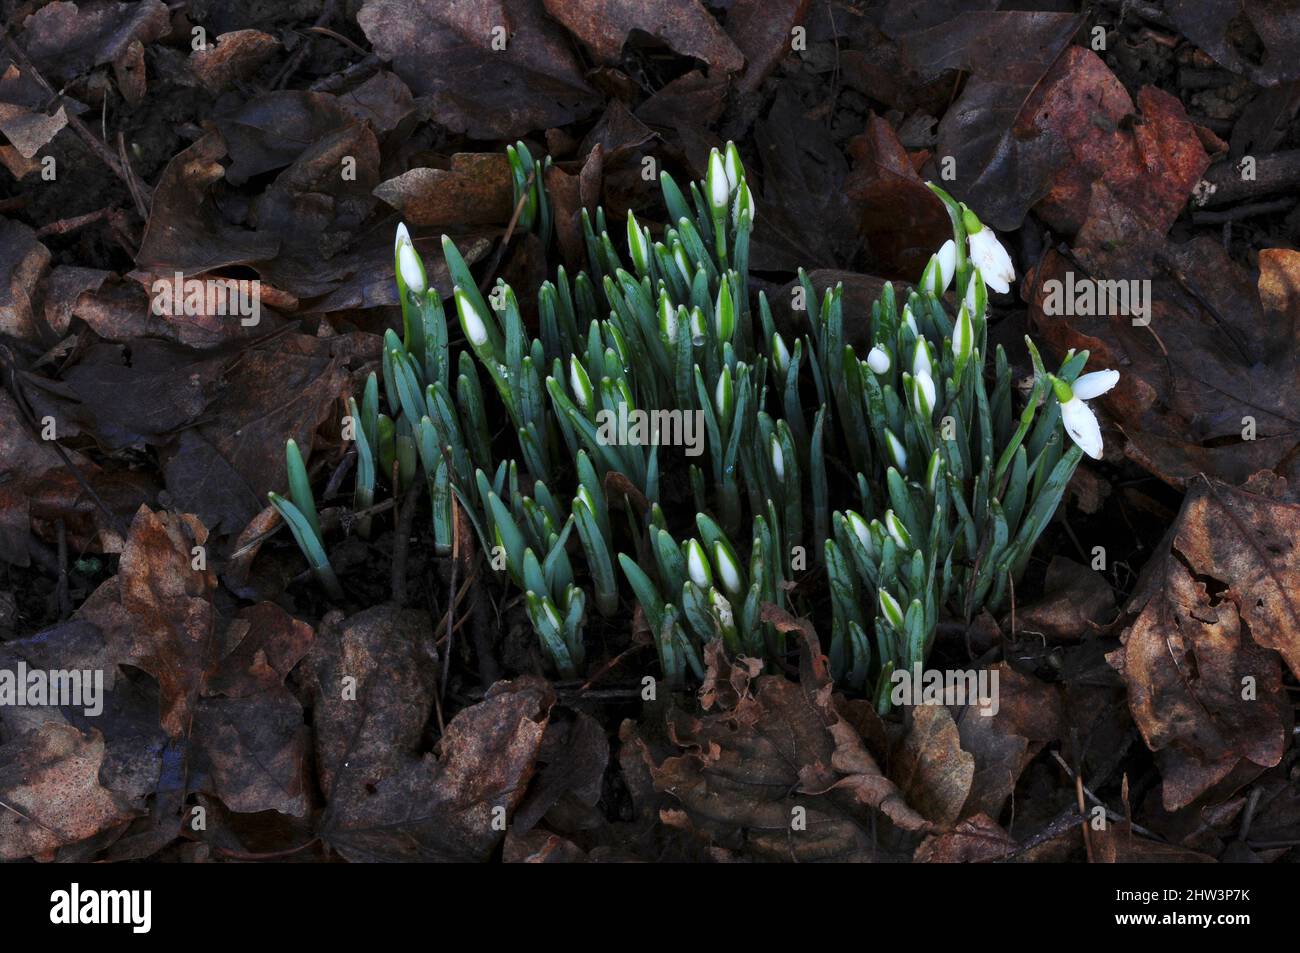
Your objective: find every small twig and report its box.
[998,808,1084,861]
[34,206,115,238]
[271,0,340,89]
[55,519,71,619]
[1050,750,1162,841]
[389,481,420,605]
[230,496,397,559]
[438,494,462,710]
[1192,197,1297,224]
[477,168,537,297]
[307,26,368,57]
[116,130,151,222]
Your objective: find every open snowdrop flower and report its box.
[1054,370,1120,459]
[961,207,1014,294]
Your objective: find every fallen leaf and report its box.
[0,724,137,860]
[725,0,810,93]
[358,0,600,140]
[0,217,51,341]
[542,0,744,72]
[373,154,514,227]
[313,607,553,862]
[918,11,1082,231]
[846,113,952,278]
[1164,0,1300,87]
[891,704,975,828]
[1011,556,1117,643]
[190,30,280,92]
[629,615,929,861]
[1108,479,1296,810]
[20,0,170,84]
[914,813,1017,862]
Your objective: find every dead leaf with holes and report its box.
[1108,479,1297,810]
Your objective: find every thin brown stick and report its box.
[389,481,420,605]
[34,206,114,238]
[271,0,340,89]
[477,168,537,297]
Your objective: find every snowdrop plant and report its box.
[275,143,1114,706]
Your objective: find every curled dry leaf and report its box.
[20,0,171,84]
[1109,479,1297,810]
[373,154,514,227]
[0,217,51,341]
[627,608,929,861]
[309,605,555,861]
[0,101,67,159]
[1030,48,1217,239]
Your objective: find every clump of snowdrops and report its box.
[271,141,1117,708]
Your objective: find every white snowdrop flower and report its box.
[921,238,958,296]
[685,539,713,588]
[912,371,936,419]
[847,512,872,551]
[714,368,733,418]
[707,149,730,212]
[867,346,891,375]
[724,141,743,194]
[912,340,932,380]
[879,589,904,629]
[963,208,1014,294]
[769,435,785,481]
[885,429,907,472]
[626,210,650,272]
[659,294,677,340]
[455,289,488,346]
[569,357,594,412]
[395,222,426,294]
[902,304,918,336]
[712,541,743,596]
[732,180,754,228]
[926,450,942,495]
[953,302,974,367]
[771,332,791,373]
[1056,370,1120,459]
[884,510,912,550]
[710,588,735,628]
